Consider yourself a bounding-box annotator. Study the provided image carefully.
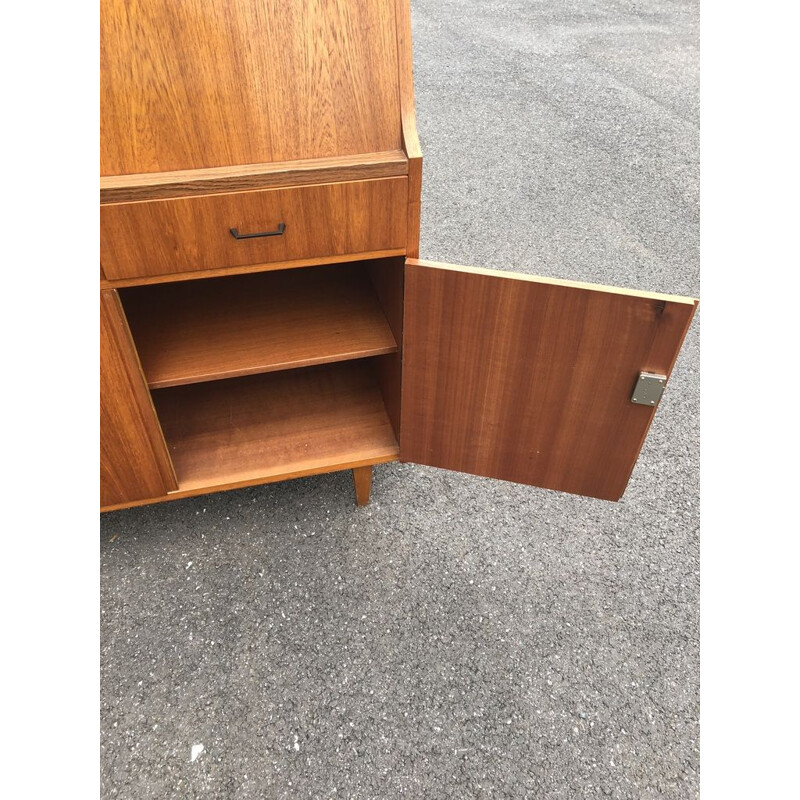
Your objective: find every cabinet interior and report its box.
[119,257,405,491]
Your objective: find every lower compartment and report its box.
[152,360,399,492]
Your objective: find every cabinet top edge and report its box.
[406,259,699,306]
[100,151,409,205]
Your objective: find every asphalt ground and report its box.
[101,2,700,797]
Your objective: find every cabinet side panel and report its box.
[394,0,422,257]
[368,257,405,438]
[101,290,178,508]
[400,262,697,501]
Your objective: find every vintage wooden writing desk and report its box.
[100,0,697,511]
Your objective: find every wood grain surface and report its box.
[394,0,423,258]
[100,250,407,290]
[100,151,408,204]
[101,0,402,175]
[367,257,405,440]
[122,264,398,388]
[153,361,400,492]
[100,290,177,508]
[100,178,408,280]
[400,260,697,501]
[100,459,396,512]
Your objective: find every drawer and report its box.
[100,177,408,280]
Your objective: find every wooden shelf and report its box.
[122,264,398,388]
[152,361,399,492]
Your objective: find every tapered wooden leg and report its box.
[352,465,373,506]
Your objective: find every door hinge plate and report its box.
[631,372,667,407]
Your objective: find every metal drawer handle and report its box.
[229,222,286,240]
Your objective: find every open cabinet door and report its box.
[400,259,697,501]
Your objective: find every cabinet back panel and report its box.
[101,0,402,175]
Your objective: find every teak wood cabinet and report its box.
[100,0,697,512]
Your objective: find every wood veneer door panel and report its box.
[100,0,402,175]
[100,290,178,508]
[100,178,407,280]
[400,260,697,501]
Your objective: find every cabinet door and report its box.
[400,259,697,501]
[101,290,178,508]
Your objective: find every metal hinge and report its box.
[631,372,667,407]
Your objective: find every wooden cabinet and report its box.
[100,0,697,511]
